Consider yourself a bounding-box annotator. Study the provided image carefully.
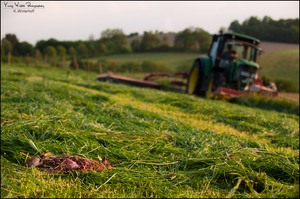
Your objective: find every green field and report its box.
[259,49,299,91]
[86,52,200,71]
[1,64,299,198]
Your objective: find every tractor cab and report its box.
[212,33,262,90]
[209,32,261,67]
[217,40,261,67]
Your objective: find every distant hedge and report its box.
[69,58,171,74]
[229,16,299,44]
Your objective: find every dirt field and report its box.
[260,41,299,53]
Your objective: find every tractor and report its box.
[97,32,277,98]
[186,32,277,98]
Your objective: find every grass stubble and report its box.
[1,64,299,198]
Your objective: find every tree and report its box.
[1,41,5,63]
[68,46,79,70]
[35,40,47,53]
[98,43,108,55]
[68,46,77,57]
[140,31,160,52]
[34,49,42,65]
[1,38,13,64]
[128,32,139,38]
[100,29,129,54]
[36,38,60,53]
[174,27,210,52]
[57,45,67,67]
[57,45,66,61]
[228,16,299,43]
[4,34,19,47]
[228,20,241,33]
[101,29,124,39]
[262,16,272,24]
[193,28,211,53]
[18,41,34,56]
[4,34,19,56]
[174,28,195,51]
[76,42,88,57]
[130,39,141,52]
[43,46,57,64]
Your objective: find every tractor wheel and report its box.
[186,59,206,97]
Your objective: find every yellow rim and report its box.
[206,77,213,98]
[187,66,198,94]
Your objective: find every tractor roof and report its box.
[222,32,260,45]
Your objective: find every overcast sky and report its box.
[1,1,299,45]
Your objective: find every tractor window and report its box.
[233,45,243,58]
[221,40,260,63]
[209,38,220,66]
[242,46,258,61]
[230,43,258,62]
[242,45,251,60]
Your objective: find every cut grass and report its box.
[1,64,299,198]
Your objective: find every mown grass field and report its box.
[1,63,299,198]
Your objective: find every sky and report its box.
[1,1,299,45]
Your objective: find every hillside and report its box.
[259,49,299,92]
[1,64,299,198]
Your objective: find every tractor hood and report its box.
[235,58,260,68]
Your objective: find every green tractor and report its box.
[186,32,277,98]
[97,32,277,98]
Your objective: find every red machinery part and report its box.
[97,73,161,89]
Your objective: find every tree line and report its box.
[228,16,299,43]
[1,27,211,65]
[1,16,298,67]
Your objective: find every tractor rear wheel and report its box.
[186,59,206,97]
